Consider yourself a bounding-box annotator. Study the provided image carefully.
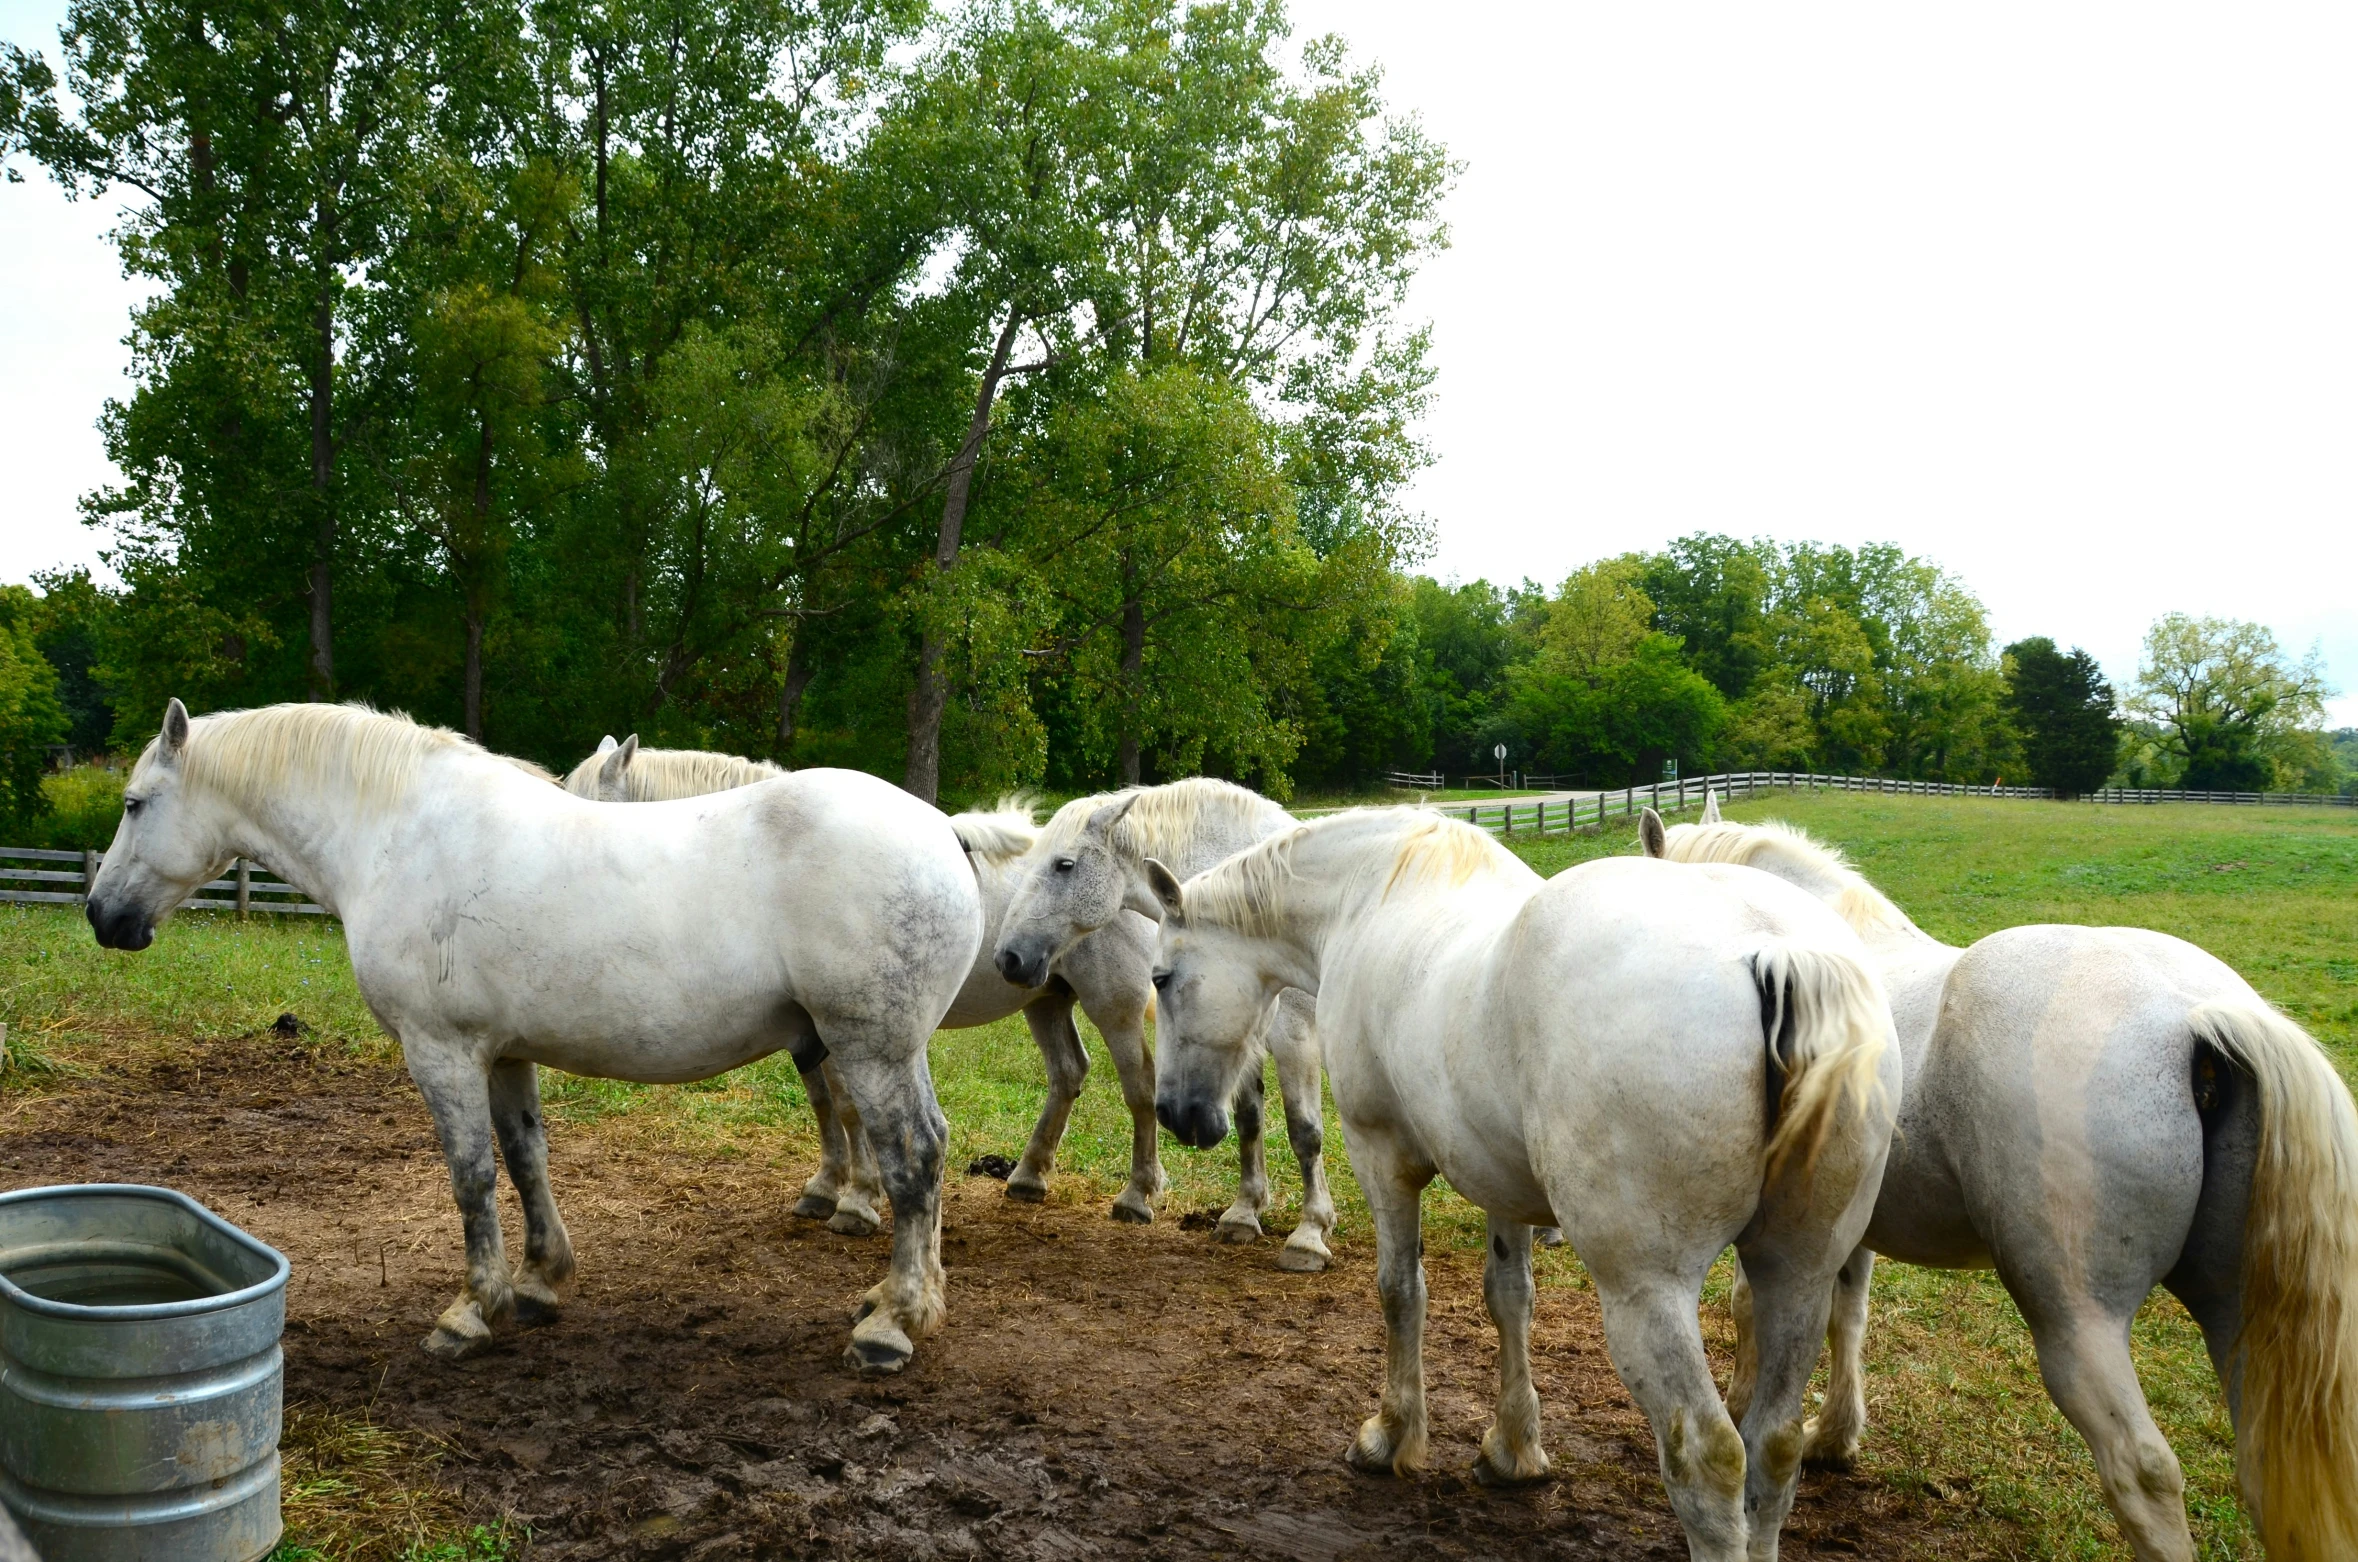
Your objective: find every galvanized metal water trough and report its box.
[0,1184,289,1562]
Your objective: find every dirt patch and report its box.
[2,1033,1971,1559]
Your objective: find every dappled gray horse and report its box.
[91,701,982,1374]
[567,741,1224,1242]
[994,779,1338,1269]
[1647,795,2358,1561]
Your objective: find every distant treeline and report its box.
[0,1,2341,824]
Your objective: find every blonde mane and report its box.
[1663,819,1920,940]
[562,746,785,802]
[1038,776,1287,864]
[1185,809,1519,938]
[948,796,1041,863]
[165,702,513,813]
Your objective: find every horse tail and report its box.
[2188,1001,2358,1558]
[1749,940,1893,1187]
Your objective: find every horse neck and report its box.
[1196,817,1453,991]
[206,757,446,913]
[1760,848,1946,956]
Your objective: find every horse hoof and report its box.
[1003,1177,1048,1204]
[1472,1447,1553,1488]
[1275,1244,1329,1273]
[512,1292,562,1329]
[1215,1216,1262,1244]
[420,1324,492,1362]
[1109,1198,1154,1224]
[828,1208,882,1237]
[845,1321,914,1376]
[793,1192,838,1220]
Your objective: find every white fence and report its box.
[1405,770,2055,837]
[0,847,327,915]
[2090,787,2356,808]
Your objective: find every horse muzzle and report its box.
[995,943,1049,989]
[1156,1093,1230,1151]
[86,898,155,952]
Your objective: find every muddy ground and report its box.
[0,1031,1971,1560]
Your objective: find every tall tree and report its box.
[2129,614,2331,791]
[2003,637,2120,796]
[5,0,431,699]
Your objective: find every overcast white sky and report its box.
[3,2,2353,720]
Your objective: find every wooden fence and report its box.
[2089,787,2356,807]
[1413,770,2054,837]
[0,847,327,915]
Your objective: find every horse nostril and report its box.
[995,949,1025,983]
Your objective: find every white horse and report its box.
[89,700,982,1374]
[993,781,1338,1269]
[1646,793,2358,1561]
[561,738,1188,1237]
[1142,809,1899,1560]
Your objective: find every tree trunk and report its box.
[463,613,485,740]
[306,264,336,700]
[1117,562,1145,786]
[777,631,815,748]
[904,315,1023,802]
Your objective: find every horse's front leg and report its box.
[1218,1063,1272,1243]
[1267,989,1334,1271]
[489,1058,573,1326]
[1803,1246,1875,1468]
[1475,1216,1551,1485]
[405,1038,513,1360]
[1345,1136,1433,1476]
[1087,991,1165,1222]
[1007,993,1091,1205]
[829,1047,948,1375]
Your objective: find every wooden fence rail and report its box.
[0,846,327,916]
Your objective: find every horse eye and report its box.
[1151,970,1170,990]
[1055,857,1076,873]
[124,797,145,816]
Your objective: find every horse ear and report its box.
[1086,792,1141,840]
[1639,808,1668,859]
[598,734,639,788]
[159,697,191,761]
[1700,787,1722,825]
[1143,857,1186,923]
[594,734,618,756]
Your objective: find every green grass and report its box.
[9,792,2355,1558]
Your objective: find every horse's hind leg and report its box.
[822,1062,886,1237]
[1592,1271,1749,1561]
[1218,1060,1272,1243]
[2023,1308,2195,1562]
[1730,1245,1848,1559]
[489,1058,573,1326]
[1268,989,1335,1272]
[1804,1246,1875,1468]
[1007,992,1090,1204]
[1474,1217,1550,1486]
[828,1045,950,1374]
[791,1052,851,1221]
[405,1039,514,1361]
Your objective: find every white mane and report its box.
[1661,819,1920,940]
[1038,776,1287,865]
[1185,809,1519,937]
[561,746,785,801]
[948,796,1041,862]
[166,703,539,813]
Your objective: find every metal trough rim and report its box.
[0,1184,290,1322]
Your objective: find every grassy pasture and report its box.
[3,791,2352,1558]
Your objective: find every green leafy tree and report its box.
[25,568,118,756]
[2129,614,2332,792]
[0,586,70,825]
[2002,637,2120,796]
